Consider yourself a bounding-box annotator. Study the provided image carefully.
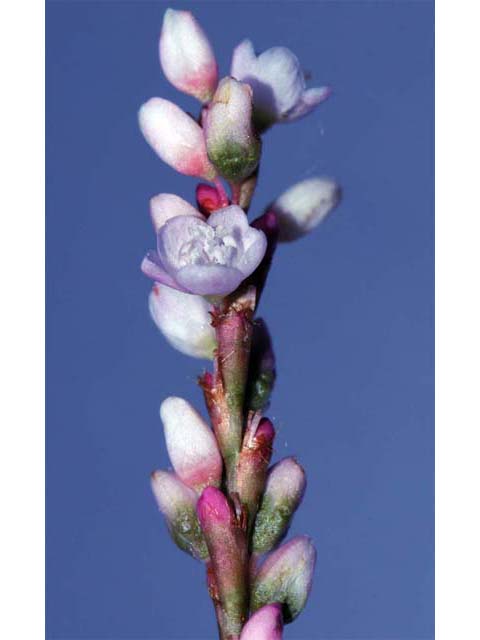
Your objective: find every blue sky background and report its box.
[46,1,434,638]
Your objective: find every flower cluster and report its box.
[139,8,341,638]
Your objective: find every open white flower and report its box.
[142,205,267,296]
[231,39,330,131]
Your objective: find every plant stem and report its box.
[213,287,256,492]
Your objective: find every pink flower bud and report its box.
[251,536,316,623]
[159,9,218,103]
[240,604,283,640]
[138,97,217,180]
[195,183,226,216]
[150,470,208,560]
[196,485,233,530]
[204,77,261,182]
[271,177,341,242]
[253,458,306,554]
[160,397,222,492]
[197,487,248,636]
[149,284,216,359]
[149,193,204,233]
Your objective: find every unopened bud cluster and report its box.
[138,7,342,638]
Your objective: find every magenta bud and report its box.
[197,487,248,636]
[159,9,218,103]
[196,486,232,529]
[195,183,226,215]
[150,470,208,560]
[240,604,283,640]
[251,536,316,623]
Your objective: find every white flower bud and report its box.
[138,98,216,180]
[251,536,316,623]
[159,9,218,103]
[150,470,208,560]
[272,177,341,242]
[149,284,216,360]
[160,397,222,492]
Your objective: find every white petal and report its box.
[157,215,213,274]
[141,252,187,291]
[149,284,216,359]
[254,46,305,117]
[160,397,222,491]
[150,193,204,233]
[175,264,245,296]
[231,39,257,80]
[283,86,331,122]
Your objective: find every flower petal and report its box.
[231,39,257,80]
[175,264,244,296]
[141,251,188,291]
[150,193,204,233]
[253,47,305,117]
[157,215,213,274]
[236,229,267,276]
[283,86,332,122]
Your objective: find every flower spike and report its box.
[138,8,342,638]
